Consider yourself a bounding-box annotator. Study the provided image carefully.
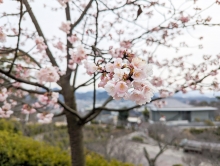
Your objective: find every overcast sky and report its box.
[1,0,220,92]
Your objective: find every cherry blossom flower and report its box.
[35,36,44,45]
[105,63,114,73]
[15,65,30,78]
[9,99,17,106]
[104,80,117,97]
[35,36,47,52]
[115,81,128,97]
[153,100,167,108]
[0,0,3,4]
[36,43,47,52]
[37,112,54,124]
[132,69,146,80]
[129,90,146,105]
[0,102,13,118]
[159,89,172,98]
[37,66,60,83]
[37,92,59,107]
[57,0,70,8]
[69,46,87,66]
[120,41,132,49]
[59,21,71,34]
[180,16,189,23]
[114,58,123,69]
[151,76,163,87]
[0,28,6,43]
[98,75,109,88]
[21,104,36,114]
[0,88,8,102]
[84,61,98,75]
[131,57,146,70]
[109,48,124,58]
[67,34,78,44]
[38,95,48,104]
[113,68,129,80]
[210,70,218,76]
[54,41,66,52]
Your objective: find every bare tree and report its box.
[143,123,182,166]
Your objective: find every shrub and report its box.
[173,164,183,166]
[116,125,125,129]
[0,131,71,166]
[0,119,22,134]
[213,127,220,136]
[86,151,135,166]
[0,130,135,166]
[189,128,206,135]
[131,136,144,143]
[143,109,149,120]
[204,120,214,126]
[194,118,201,122]
[215,116,220,121]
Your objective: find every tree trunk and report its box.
[66,112,85,166]
[60,76,85,166]
[149,159,155,166]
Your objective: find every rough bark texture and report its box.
[66,112,85,166]
[60,76,85,166]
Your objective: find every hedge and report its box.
[0,120,136,166]
[0,131,71,166]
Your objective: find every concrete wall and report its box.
[191,111,211,121]
[151,111,213,122]
[151,111,179,121]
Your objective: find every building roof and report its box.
[148,98,217,112]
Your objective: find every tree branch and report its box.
[71,0,93,31]
[8,0,24,74]
[23,0,58,67]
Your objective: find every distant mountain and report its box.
[173,91,219,104]
[75,90,219,103]
[75,91,109,101]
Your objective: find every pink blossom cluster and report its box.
[0,102,13,118]
[153,100,167,108]
[59,21,71,34]
[0,28,6,43]
[35,37,47,52]
[67,34,78,44]
[21,104,36,114]
[159,89,173,98]
[94,50,157,105]
[35,92,59,107]
[37,112,54,123]
[68,46,87,69]
[109,41,133,58]
[151,76,163,87]
[84,61,98,76]
[0,0,3,4]
[179,16,189,23]
[15,64,30,78]
[57,0,70,8]
[37,66,60,83]
[0,88,8,102]
[54,41,66,52]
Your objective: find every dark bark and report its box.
[60,76,85,166]
[148,159,155,166]
[66,112,85,166]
